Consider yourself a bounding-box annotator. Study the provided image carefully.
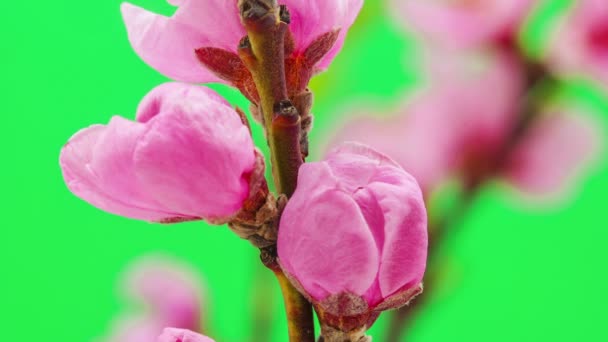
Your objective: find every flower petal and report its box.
[126,256,203,330]
[391,0,533,47]
[278,163,379,301]
[285,0,363,70]
[133,86,255,220]
[504,111,602,197]
[547,0,608,87]
[60,120,185,221]
[158,328,215,342]
[171,0,245,52]
[107,316,166,342]
[121,3,223,83]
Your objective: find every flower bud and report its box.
[60,82,257,223]
[158,328,215,342]
[277,143,428,333]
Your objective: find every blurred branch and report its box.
[386,59,558,342]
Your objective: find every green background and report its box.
[2,0,607,341]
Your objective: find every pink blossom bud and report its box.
[390,0,533,48]
[277,143,428,332]
[504,110,602,198]
[158,328,215,342]
[121,0,362,88]
[102,256,205,342]
[60,82,256,223]
[547,0,608,87]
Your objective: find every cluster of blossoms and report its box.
[333,0,603,199]
[60,1,430,341]
[59,1,606,341]
[328,1,604,340]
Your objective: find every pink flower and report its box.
[547,0,608,87]
[503,110,602,198]
[329,51,602,198]
[121,0,363,98]
[103,256,205,342]
[158,328,215,342]
[390,0,534,48]
[126,257,203,330]
[278,143,427,331]
[60,82,256,223]
[330,50,524,191]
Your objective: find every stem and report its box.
[237,1,314,341]
[262,246,316,342]
[238,0,303,196]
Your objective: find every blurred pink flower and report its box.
[60,83,256,223]
[548,0,608,87]
[121,0,362,97]
[104,256,205,342]
[158,328,215,342]
[503,110,602,197]
[329,50,602,198]
[278,143,427,331]
[390,0,533,48]
[330,50,524,191]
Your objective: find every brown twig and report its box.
[237,1,314,341]
[386,58,557,341]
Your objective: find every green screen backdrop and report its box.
[1,1,607,341]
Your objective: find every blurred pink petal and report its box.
[504,111,602,197]
[278,143,427,315]
[126,256,203,330]
[102,256,206,342]
[547,0,608,86]
[158,328,215,342]
[390,0,533,48]
[60,83,255,222]
[121,0,362,83]
[107,317,166,342]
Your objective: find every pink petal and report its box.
[171,0,245,52]
[285,0,363,70]
[158,328,215,342]
[106,316,165,342]
[134,82,230,123]
[547,0,608,87]
[60,120,185,222]
[328,109,453,191]
[122,0,362,81]
[391,0,533,48]
[126,256,203,330]
[326,143,428,305]
[133,86,255,220]
[121,3,224,83]
[369,181,427,301]
[278,163,379,301]
[60,83,255,222]
[504,111,602,197]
